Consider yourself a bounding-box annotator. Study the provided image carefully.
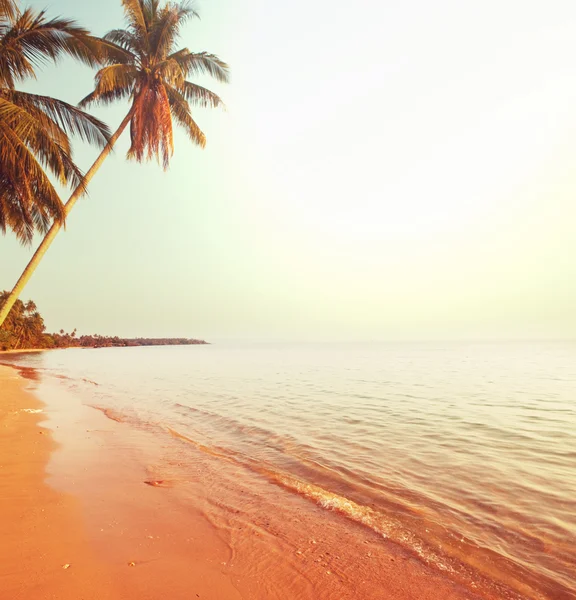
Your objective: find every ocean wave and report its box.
[87,403,557,600]
[163,423,532,600]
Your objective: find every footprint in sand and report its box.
[143,480,173,487]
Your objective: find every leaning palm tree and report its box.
[0,0,228,327]
[0,0,114,243]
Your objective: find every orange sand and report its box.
[0,365,484,600]
[0,366,117,599]
[0,366,242,600]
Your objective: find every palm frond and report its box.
[0,173,61,243]
[142,0,160,25]
[122,0,149,39]
[0,122,67,243]
[0,0,18,21]
[79,86,132,108]
[168,50,229,83]
[164,83,205,148]
[0,94,69,152]
[4,90,111,147]
[78,63,138,108]
[176,80,224,109]
[103,28,140,58]
[4,131,82,197]
[95,63,138,95]
[94,36,136,66]
[0,185,36,243]
[153,57,184,86]
[1,96,71,183]
[149,2,198,61]
[0,9,106,87]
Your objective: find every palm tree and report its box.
[0,0,114,244]
[0,0,228,327]
[0,291,45,349]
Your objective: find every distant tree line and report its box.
[0,292,207,351]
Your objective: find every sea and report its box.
[3,341,575,599]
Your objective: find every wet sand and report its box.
[0,365,243,599]
[0,364,487,600]
[0,366,116,599]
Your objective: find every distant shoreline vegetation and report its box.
[0,292,207,351]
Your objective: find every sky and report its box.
[1,0,576,341]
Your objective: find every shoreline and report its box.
[0,348,51,354]
[1,361,497,599]
[0,341,210,355]
[0,364,244,599]
[0,365,116,599]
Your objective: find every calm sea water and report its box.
[5,342,576,599]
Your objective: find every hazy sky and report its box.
[1,0,576,341]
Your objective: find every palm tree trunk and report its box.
[0,108,135,328]
[13,324,23,349]
[14,331,23,350]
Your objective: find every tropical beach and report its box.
[2,0,576,598]
[0,364,245,600]
[0,360,485,600]
[2,343,575,600]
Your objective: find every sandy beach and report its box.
[0,360,497,600]
[1,0,575,596]
[0,364,245,599]
[0,365,116,599]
